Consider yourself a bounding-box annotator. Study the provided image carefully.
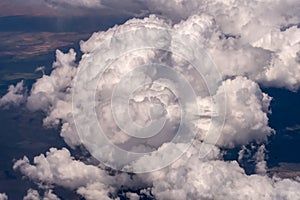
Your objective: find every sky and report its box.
[0,0,300,199]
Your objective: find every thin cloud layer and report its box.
[44,0,102,8]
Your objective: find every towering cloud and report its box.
[1,0,300,199]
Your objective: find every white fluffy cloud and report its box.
[252,26,300,90]
[172,13,300,91]
[0,80,26,109]
[145,0,300,28]
[13,148,109,189]
[14,148,146,200]
[13,145,300,200]
[214,77,273,147]
[144,0,300,90]
[2,0,300,199]
[23,189,60,200]
[21,15,274,150]
[0,193,8,200]
[149,158,300,200]
[26,49,80,147]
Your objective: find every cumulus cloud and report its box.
[252,26,300,90]
[0,80,26,109]
[14,148,146,200]
[0,193,8,200]
[13,148,109,189]
[145,0,300,28]
[26,49,80,147]
[13,145,300,200]
[2,0,300,199]
[213,77,273,147]
[149,158,300,200]
[254,145,267,175]
[172,13,300,91]
[23,14,271,152]
[143,0,300,91]
[23,189,60,200]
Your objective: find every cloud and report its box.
[26,49,80,147]
[14,148,146,200]
[0,193,8,200]
[13,148,109,189]
[143,0,300,91]
[252,26,300,91]
[23,189,60,200]
[44,0,102,8]
[0,80,26,109]
[213,77,273,147]
[13,146,300,200]
[149,158,300,200]
[145,0,300,27]
[1,0,300,199]
[286,124,300,131]
[77,183,115,200]
[0,0,147,17]
[254,145,267,175]
[21,14,271,151]
[172,14,300,91]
